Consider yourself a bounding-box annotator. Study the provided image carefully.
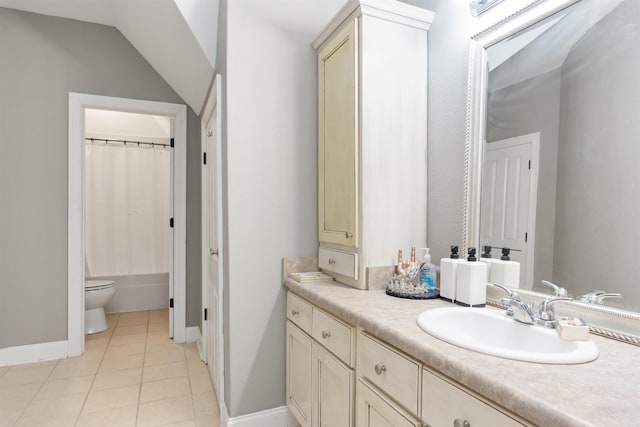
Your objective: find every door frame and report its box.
[200,74,225,408]
[484,132,540,288]
[68,92,187,356]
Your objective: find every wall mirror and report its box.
[464,0,640,337]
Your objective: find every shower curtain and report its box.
[85,141,170,277]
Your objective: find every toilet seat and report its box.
[85,280,115,291]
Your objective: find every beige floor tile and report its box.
[186,359,209,377]
[0,361,56,386]
[140,377,191,403]
[92,367,142,391]
[143,361,188,383]
[49,359,101,380]
[85,337,111,351]
[34,375,94,400]
[99,353,145,373]
[0,407,24,427]
[144,347,185,367]
[148,309,169,324]
[117,316,149,327]
[147,321,168,332]
[195,412,220,427]
[114,324,148,336]
[183,343,200,361]
[58,352,103,366]
[161,420,197,427]
[103,341,146,359]
[0,365,9,378]
[192,391,218,416]
[119,311,150,321]
[188,374,214,394]
[146,338,177,353]
[86,328,113,341]
[0,381,41,402]
[110,333,147,347]
[82,384,140,414]
[75,404,137,427]
[15,393,86,426]
[137,395,195,427]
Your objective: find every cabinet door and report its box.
[356,380,421,427]
[312,342,355,427]
[287,321,313,427]
[318,19,358,248]
[422,369,525,427]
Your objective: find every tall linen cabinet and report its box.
[313,0,433,289]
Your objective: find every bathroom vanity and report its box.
[285,279,640,427]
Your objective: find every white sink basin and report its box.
[417,307,599,364]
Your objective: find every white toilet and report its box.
[85,280,117,334]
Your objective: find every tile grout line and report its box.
[73,312,119,427]
[135,312,151,427]
[10,358,62,426]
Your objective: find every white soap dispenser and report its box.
[440,245,463,303]
[455,247,487,307]
[489,247,521,289]
[479,245,496,282]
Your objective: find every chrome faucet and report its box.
[492,283,570,328]
[491,283,536,325]
[540,280,568,297]
[578,291,622,305]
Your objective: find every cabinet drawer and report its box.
[312,308,355,367]
[357,332,421,416]
[287,292,313,334]
[319,247,358,279]
[422,369,525,427]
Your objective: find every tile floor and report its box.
[0,310,220,427]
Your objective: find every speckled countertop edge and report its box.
[285,279,640,427]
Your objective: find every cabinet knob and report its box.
[374,364,387,375]
[345,232,353,239]
[291,309,299,316]
[322,331,331,339]
[453,419,470,427]
[328,258,336,265]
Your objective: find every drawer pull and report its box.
[453,419,470,427]
[374,364,387,375]
[322,331,331,339]
[328,258,336,265]
[291,309,299,316]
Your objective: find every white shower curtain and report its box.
[85,141,170,277]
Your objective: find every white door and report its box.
[202,75,224,399]
[480,133,539,289]
[168,119,175,338]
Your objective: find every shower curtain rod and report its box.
[85,137,170,148]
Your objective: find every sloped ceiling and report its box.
[0,0,215,115]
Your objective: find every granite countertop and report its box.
[284,278,640,427]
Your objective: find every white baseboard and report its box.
[226,406,289,427]
[186,326,201,343]
[0,340,68,367]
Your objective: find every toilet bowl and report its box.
[85,280,116,334]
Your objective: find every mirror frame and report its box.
[463,0,640,345]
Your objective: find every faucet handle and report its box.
[540,280,568,297]
[491,283,519,300]
[538,297,572,321]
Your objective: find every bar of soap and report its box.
[556,316,590,341]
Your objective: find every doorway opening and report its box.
[68,93,187,357]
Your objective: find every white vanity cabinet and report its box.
[287,293,356,427]
[313,0,434,289]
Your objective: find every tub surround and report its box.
[284,279,640,427]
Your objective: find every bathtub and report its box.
[88,272,170,313]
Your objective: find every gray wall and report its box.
[487,68,562,289]
[554,0,640,309]
[0,8,201,349]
